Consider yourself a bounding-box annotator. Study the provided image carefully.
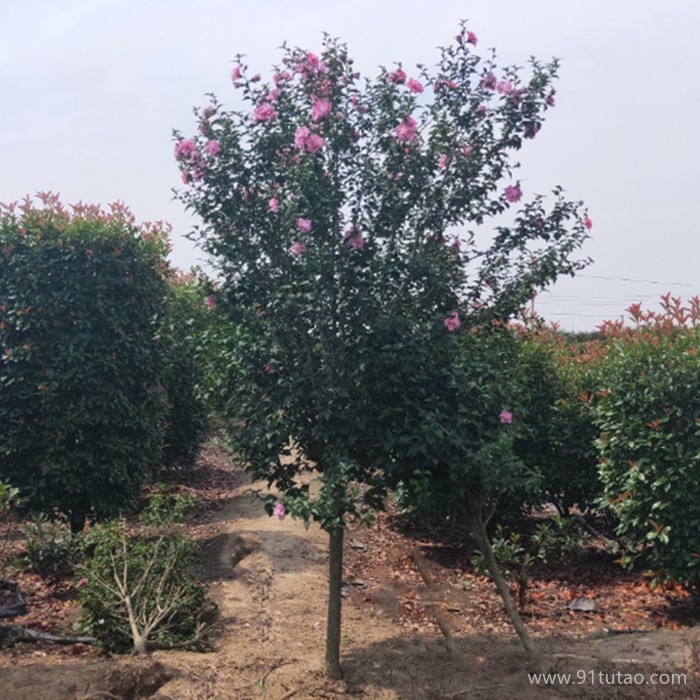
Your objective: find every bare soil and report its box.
[1,445,699,699]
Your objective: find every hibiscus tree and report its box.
[175,23,590,674]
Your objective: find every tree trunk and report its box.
[325,527,344,678]
[467,498,534,658]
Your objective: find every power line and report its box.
[578,273,699,288]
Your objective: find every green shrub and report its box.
[531,513,589,566]
[159,274,210,470]
[472,525,534,606]
[78,519,208,653]
[0,195,170,529]
[0,481,24,574]
[595,325,700,596]
[23,513,83,578]
[140,484,199,527]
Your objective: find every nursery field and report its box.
[1,444,699,700]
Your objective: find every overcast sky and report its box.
[2,0,698,331]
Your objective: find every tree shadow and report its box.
[196,529,325,582]
[335,629,700,700]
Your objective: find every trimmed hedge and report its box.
[0,195,170,529]
[595,325,700,595]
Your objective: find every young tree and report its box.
[175,24,590,673]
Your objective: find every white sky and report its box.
[1,0,699,331]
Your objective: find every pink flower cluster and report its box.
[388,66,407,83]
[273,502,286,520]
[499,410,513,425]
[444,312,461,332]
[344,227,364,250]
[296,51,327,79]
[204,140,221,156]
[395,116,417,143]
[175,138,210,184]
[294,126,325,153]
[504,184,523,203]
[291,241,306,257]
[253,102,277,123]
[311,96,332,122]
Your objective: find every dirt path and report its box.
[2,462,699,699]
[153,478,700,699]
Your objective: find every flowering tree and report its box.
[175,24,590,673]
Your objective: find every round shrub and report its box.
[595,325,700,596]
[0,194,170,530]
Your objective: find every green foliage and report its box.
[159,275,210,470]
[472,524,534,604]
[376,324,542,527]
[175,26,590,667]
[175,30,590,533]
[595,327,700,593]
[0,482,22,517]
[0,481,24,574]
[530,514,589,566]
[140,484,199,527]
[0,194,171,529]
[78,519,208,653]
[514,330,602,515]
[23,513,83,578]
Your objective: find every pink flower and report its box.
[466,31,478,46]
[395,116,417,143]
[407,77,424,93]
[253,102,276,123]
[444,312,461,332]
[267,88,282,102]
[274,71,292,83]
[231,65,242,83]
[294,127,325,153]
[546,92,556,107]
[297,218,312,232]
[475,104,487,115]
[205,294,217,311]
[584,215,593,230]
[462,145,473,159]
[434,79,458,91]
[269,197,279,213]
[481,72,497,90]
[174,139,198,161]
[524,121,541,139]
[504,184,522,203]
[264,363,276,375]
[311,97,332,122]
[298,52,327,77]
[291,241,306,257]
[438,154,448,170]
[344,227,364,250]
[305,133,326,153]
[294,126,310,150]
[273,502,286,520]
[499,410,513,425]
[387,67,407,84]
[204,140,221,156]
[76,577,88,588]
[496,79,513,95]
